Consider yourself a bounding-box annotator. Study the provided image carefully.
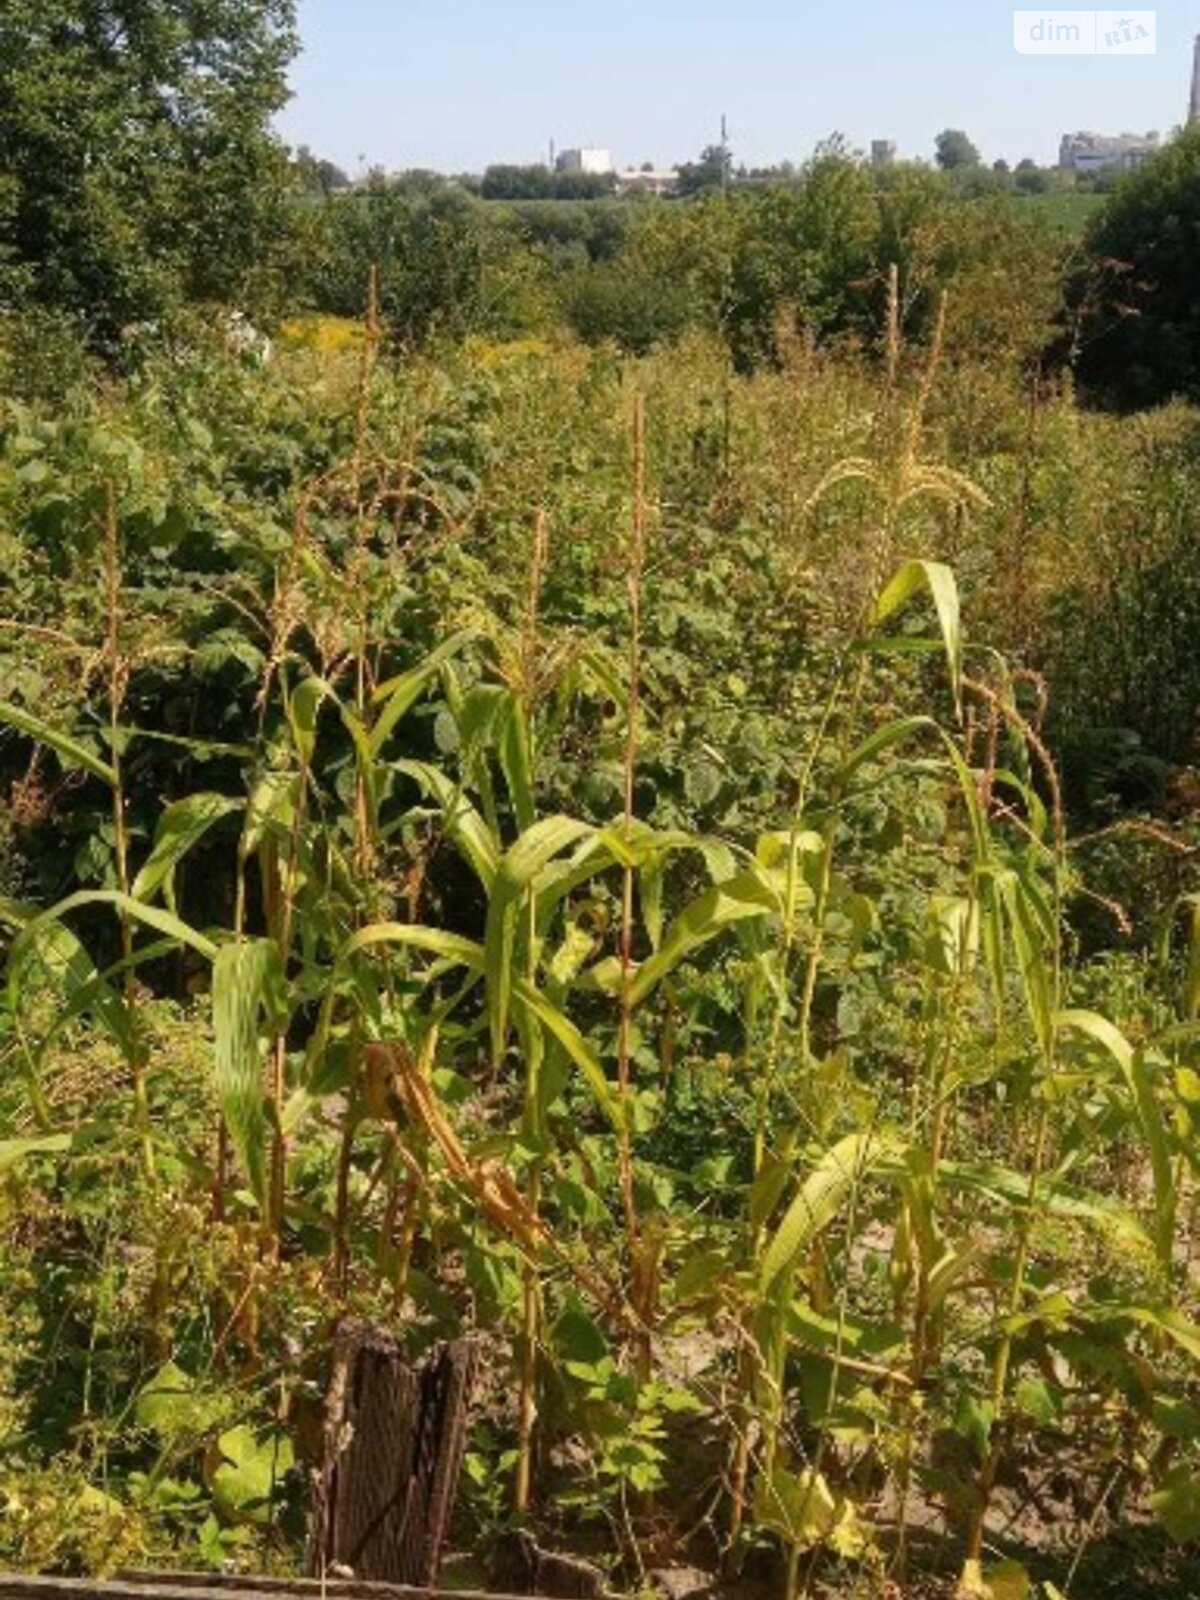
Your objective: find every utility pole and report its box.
[1190,35,1200,126]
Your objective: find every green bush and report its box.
[1072,127,1200,408]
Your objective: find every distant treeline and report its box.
[301,141,1127,205]
[3,0,1198,412]
[277,131,1200,407]
[291,148,1074,373]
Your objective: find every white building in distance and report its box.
[1058,130,1160,173]
[871,140,897,167]
[555,148,614,176]
[615,166,678,196]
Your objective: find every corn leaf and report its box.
[0,1134,72,1176]
[514,979,621,1130]
[938,1158,1153,1252]
[498,694,536,832]
[1118,1304,1200,1364]
[2,898,134,1055]
[286,674,330,767]
[761,1131,901,1292]
[0,698,116,786]
[1151,1465,1200,1543]
[1058,1009,1176,1268]
[342,922,484,973]
[212,940,278,1205]
[630,870,779,1007]
[395,760,499,892]
[239,766,296,863]
[118,727,255,761]
[370,630,474,758]
[132,793,243,907]
[836,715,938,790]
[10,892,216,964]
[21,936,176,1069]
[504,815,596,889]
[486,817,595,1067]
[872,560,962,716]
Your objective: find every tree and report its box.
[481,164,554,201]
[303,179,549,345]
[479,163,615,201]
[550,169,617,200]
[1013,160,1051,195]
[295,145,351,197]
[0,0,299,341]
[675,143,733,197]
[934,129,981,170]
[1071,127,1200,408]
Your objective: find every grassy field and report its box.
[1012,188,1108,234]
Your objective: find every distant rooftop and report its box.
[615,165,678,195]
[1059,130,1160,171]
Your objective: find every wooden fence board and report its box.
[0,1575,527,1600]
[309,1324,478,1587]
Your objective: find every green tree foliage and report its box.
[1014,157,1052,194]
[508,200,632,266]
[302,179,550,343]
[554,145,1066,371]
[935,128,982,169]
[288,139,1073,370]
[675,141,733,197]
[481,163,616,200]
[1072,128,1200,409]
[0,0,299,341]
[561,259,697,353]
[293,144,350,197]
[725,141,879,360]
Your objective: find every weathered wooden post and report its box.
[310,1321,477,1586]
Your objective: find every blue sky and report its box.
[276,2,1199,173]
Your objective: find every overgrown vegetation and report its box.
[2,13,1200,1599]
[1,289,1197,1598]
[288,147,1076,371]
